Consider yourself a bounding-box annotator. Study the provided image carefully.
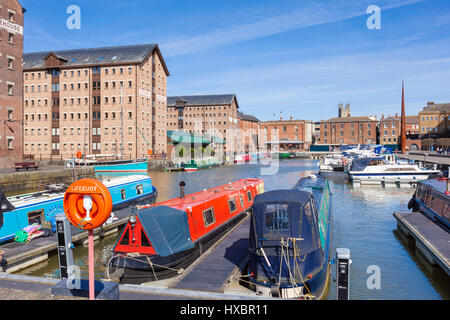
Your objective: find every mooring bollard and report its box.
[336,248,352,300]
[55,213,74,280]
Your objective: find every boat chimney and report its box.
[179,181,186,199]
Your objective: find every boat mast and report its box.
[120,82,124,160]
[400,81,407,154]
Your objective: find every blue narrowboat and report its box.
[0,175,157,243]
[94,160,148,173]
[66,159,148,174]
[408,178,450,231]
[246,174,332,299]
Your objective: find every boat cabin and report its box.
[114,178,265,258]
[248,189,325,286]
[412,179,450,230]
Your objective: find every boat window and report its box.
[228,198,237,213]
[431,193,445,217]
[247,190,252,203]
[136,184,144,195]
[265,204,290,237]
[203,207,216,227]
[304,201,313,217]
[239,195,244,208]
[28,209,44,225]
[303,200,319,249]
[385,167,415,172]
[443,203,450,220]
[141,228,151,247]
[121,189,126,200]
[119,228,130,246]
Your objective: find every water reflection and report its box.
[17,159,447,300]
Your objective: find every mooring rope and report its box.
[106,253,184,280]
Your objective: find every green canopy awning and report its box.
[168,130,226,145]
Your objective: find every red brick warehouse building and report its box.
[0,0,25,167]
[260,117,314,151]
[319,103,377,146]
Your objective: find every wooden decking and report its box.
[0,206,135,273]
[170,215,251,293]
[393,211,450,275]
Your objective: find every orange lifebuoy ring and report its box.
[63,179,113,230]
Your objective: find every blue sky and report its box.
[21,0,450,121]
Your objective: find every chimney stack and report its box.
[179,181,186,199]
[401,81,407,154]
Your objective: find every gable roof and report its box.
[167,94,238,108]
[237,111,260,122]
[23,43,170,75]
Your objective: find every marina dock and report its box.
[0,206,134,273]
[398,152,450,167]
[0,212,264,300]
[171,216,250,293]
[393,211,450,275]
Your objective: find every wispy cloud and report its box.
[162,0,427,57]
[168,33,450,121]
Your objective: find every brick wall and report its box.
[0,0,24,167]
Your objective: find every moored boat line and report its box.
[394,176,450,276]
[0,175,157,243]
[108,178,265,284]
[242,174,333,299]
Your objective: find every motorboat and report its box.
[348,157,441,186]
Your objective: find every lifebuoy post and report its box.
[63,179,113,300]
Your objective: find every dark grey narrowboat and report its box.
[245,174,332,299]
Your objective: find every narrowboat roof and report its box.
[253,189,311,206]
[294,175,328,209]
[151,178,262,211]
[137,205,194,257]
[420,179,450,197]
[8,175,151,207]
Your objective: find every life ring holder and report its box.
[63,179,113,231]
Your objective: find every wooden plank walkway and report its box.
[393,211,450,275]
[170,216,251,292]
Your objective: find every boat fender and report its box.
[63,179,113,230]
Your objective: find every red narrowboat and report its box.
[108,178,265,284]
[234,154,253,164]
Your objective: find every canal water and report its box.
[17,159,449,300]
